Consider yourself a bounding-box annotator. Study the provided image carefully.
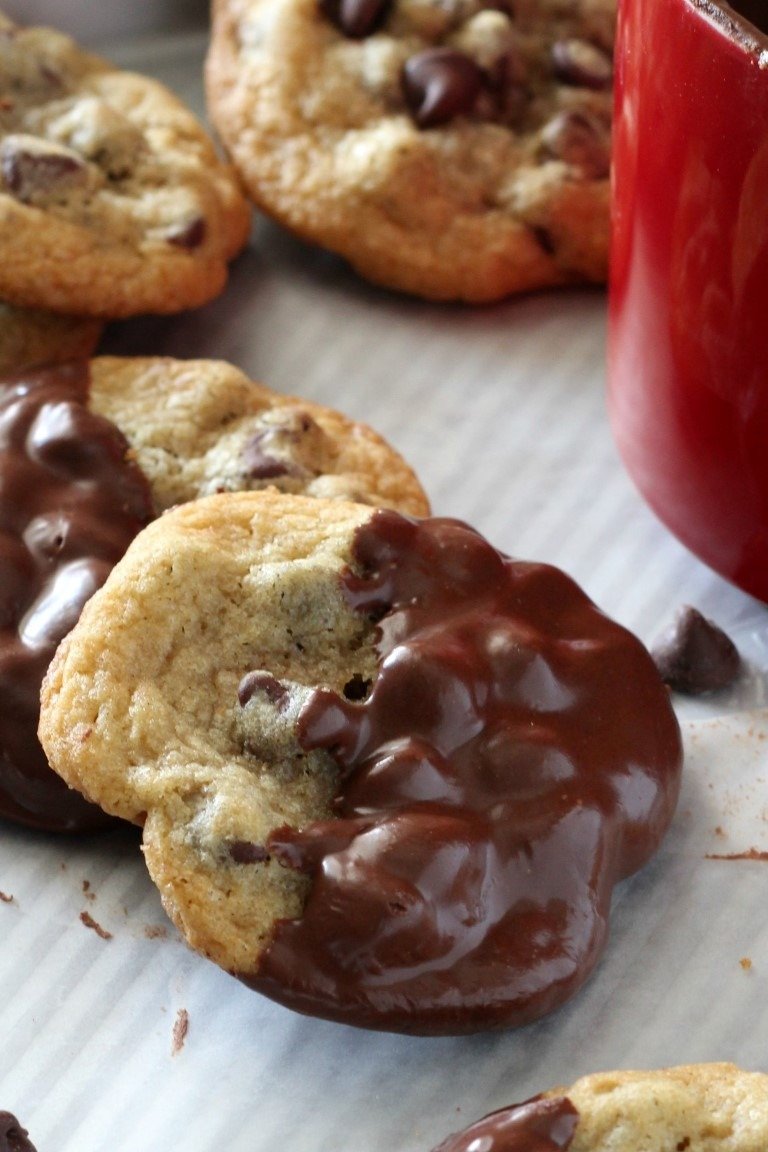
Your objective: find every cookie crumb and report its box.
[706,848,768,861]
[79,910,112,939]
[0,891,13,904]
[172,1008,189,1055]
[82,879,95,902]
[144,924,168,939]
[740,957,753,971]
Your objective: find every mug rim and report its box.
[689,0,768,53]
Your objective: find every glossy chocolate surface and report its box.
[431,1095,579,1152]
[246,512,683,1034]
[0,363,153,831]
[0,1110,38,1152]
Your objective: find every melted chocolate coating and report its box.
[243,512,682,1034]
[0,363,154,831]
[0,1111,38,1152]
[431,1095,579,1152]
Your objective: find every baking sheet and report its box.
[3,29,768,1152]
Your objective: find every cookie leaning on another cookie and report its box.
[87,356,429,514]
[0,10,250,317]
[40,491,681,1034]
[0,300,101,372]
[2,358,427,833]
[206,0,614,301]
[431,1064,768,1152]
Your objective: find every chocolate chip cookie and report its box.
[431,1065,768,1152]
[3,358,427,833]
[0,10,250,317]
[0,300,101,372]
[206,0,614,301]
[40,492,681,1033]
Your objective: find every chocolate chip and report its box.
[319,0,392,37]
[228,841,271,864]
[1,135,90,204]
[540,110,610,178]
[241,434,294,480]
[531,226,555,255]
[240,411,321,480]
[166,216,207,250]
[402,49,485,128]
[651,606,742,694]
[238,671,290,710]
[552,38,613,90]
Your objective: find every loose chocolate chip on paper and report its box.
[651,605,742,694]
[402,48,485,128]
[319,0,392,38]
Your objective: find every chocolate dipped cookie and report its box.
[206,0,614,301]
[40,492,681,1033]
[2,358,427,832]
[0,301,102,372]
[431,1064,768,1152]
[0,10,250,317]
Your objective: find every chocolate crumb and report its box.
[0,892,13,904]
[80,910,112,939]
[706,848,768,861]
[82,879,95,902]
[172,1008,189,1055]
[651,605,741,694]
[0,1111,38,1152]
[144,924,168,940]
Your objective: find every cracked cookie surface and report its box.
[206,0,614,300]
[0,10,250,317]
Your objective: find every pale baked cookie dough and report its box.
[40,491,681,1033]
[206,0,614,301]
[88,356,429,514]
[0,10,250,317]
[432,1065,768,1152]
[0,300,101,371]
[4,359,426,833]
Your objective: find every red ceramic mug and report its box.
[608,0,768,601]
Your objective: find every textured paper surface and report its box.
[2,31,768,1152]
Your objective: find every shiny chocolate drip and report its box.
[0,363,154,831]
[245,511,682,1033]
[431,1095,579,1152]
[0,1111,38,1152]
